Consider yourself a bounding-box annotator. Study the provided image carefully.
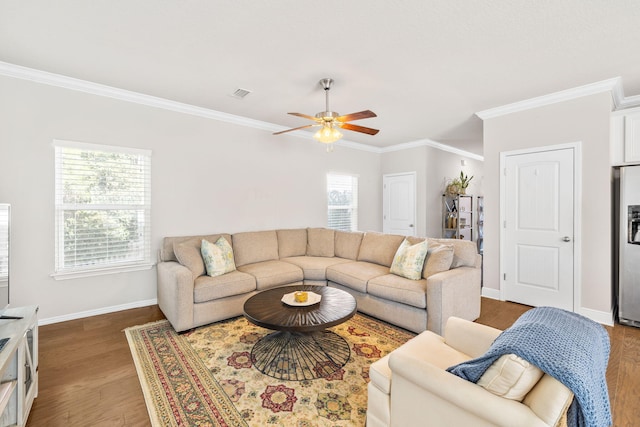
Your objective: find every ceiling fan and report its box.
[273,78,379,151]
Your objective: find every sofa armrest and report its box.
[388,350,550,427]
[157,261,195,332]
[444,317,502,358]
[475,253,483,269]
[426,266,481,335]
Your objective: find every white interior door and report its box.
[383,172,416,236]
[502,147,575,311]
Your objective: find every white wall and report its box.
[0,76,381,322]
[482,92,612,316]
[423,146,484,238]
[381,146,428,236]
[381,146,484,238]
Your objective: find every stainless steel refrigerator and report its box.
[618,165,640,327]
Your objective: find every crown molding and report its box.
[0,61,383,153]
[0,60,283,131]
[617,94,640,110]
[379,139,428,153]
[0,60,476,157]
[380,138,484,161]
[476,77,624,120]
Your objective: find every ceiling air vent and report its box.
[231,88,251,99]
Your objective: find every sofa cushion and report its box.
[522,375,574,427]
[334,230,364,260]
[232,230,279,267]
[429,238,477,268]
[423,243,454,278]
[281,256,351,281]
[369,354,393,394]
[368,274,428,308]
[390,238,428,280]
[237,260,304,290]
[174,234,232,278]
[326,261,389,293]
[277,228,307,258]
[193,270,256,303]
[201,237,236,277]
[478,354,545,402]
[406,330,472,369]
[174,238,206,278]
[307,228,335,257]
[164,233,230,263]
[372,330,472,394]
[357,232,405,267]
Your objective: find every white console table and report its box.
[0,306,38,427]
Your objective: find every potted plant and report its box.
[447,171,473,195]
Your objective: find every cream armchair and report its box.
[367,317,573,427]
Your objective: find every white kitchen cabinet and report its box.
[612,106,640,165]
[624,111,640,163]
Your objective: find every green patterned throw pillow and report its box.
[201,237,236,277]
[390,238,428,280]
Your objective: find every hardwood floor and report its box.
[27,305,165,427]
[26,299,639,426]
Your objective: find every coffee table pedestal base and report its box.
[251,330,350,381]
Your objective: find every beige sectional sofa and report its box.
[156,228,481,334]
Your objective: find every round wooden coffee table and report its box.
[243,285,357,380]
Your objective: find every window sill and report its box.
[51,263,155,281]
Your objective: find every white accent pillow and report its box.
[478,354,544,402]
[390,238,429,280]
[201,237,236,277]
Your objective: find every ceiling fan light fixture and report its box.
[313,125,343,144]
[274,78,378,152]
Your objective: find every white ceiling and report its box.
[2,0,640,156]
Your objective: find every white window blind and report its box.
[54,140,151,276]
[0,206,8,282]
[327,173,358,231]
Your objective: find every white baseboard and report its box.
[578,306,614,326]
[481,287,501,300]
[479,287,613,326]
[38,298,158,326]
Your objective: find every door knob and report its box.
[409,224,414,228]
[562,236,571,242]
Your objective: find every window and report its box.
[327,173,358,231]
[53,140,151,278]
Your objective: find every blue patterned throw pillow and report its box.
[390,238,428,280]
[201,237,236,277]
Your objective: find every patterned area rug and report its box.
[125,314,415,427]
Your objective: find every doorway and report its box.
[383,172,417,236]
[500,144,580,311]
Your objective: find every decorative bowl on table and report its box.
[281,291,322,306]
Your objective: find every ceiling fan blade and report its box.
[336,110,377,122]
[288,112,320,122]
[273,124,316,135]
[340,122,380,135]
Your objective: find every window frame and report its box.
[52,140,152,280]
[326,173,359,232]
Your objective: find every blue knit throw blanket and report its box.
[447,307,611,427]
